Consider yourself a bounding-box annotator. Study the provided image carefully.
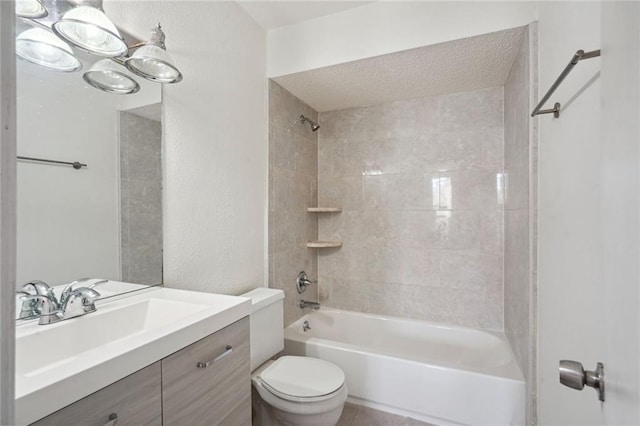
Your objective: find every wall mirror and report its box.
[15,16,163,318]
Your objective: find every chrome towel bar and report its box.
[17,156,87,169]
[531,49,601,118]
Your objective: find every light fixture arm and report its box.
[125,24,166,54]
[126,41,146,51]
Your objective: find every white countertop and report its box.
[15,285,251,425]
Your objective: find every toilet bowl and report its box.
[241,288,347,426]
[251,356,348,426]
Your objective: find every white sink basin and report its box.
[17,298,208,377]
[15,286,251,425]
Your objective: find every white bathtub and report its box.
[283,308,525,426]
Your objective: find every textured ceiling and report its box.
[237,1,374,30]
[273,27,525,112]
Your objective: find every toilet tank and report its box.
[241,288,285,371]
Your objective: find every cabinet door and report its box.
[31,363,162,426]
[219,396,251,426]
[162,317,250,426]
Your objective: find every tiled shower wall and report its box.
[504,27,537,423]
[317,87,505,329]
[119,112,163,285]
[268,81,320,326]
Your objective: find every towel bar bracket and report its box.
[536,102,561,118]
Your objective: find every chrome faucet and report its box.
[19,294,61,325]
[17,279,103,325]
[59,287,101,319]
[299,300,320,310]
[18,280,59,319]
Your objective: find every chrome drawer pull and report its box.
[197,345,233,368]
[105,413,118,426]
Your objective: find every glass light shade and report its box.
[16,28,82,72]
[125,44,182,83]
[16,0,48,19]
[52,6,127,57]
[83,59,139,94]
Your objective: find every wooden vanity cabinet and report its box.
[31,363,162,426]
[162,316,251,426]
[30,317,251,426]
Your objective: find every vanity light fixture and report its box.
[16,28,82,72]
[83,59,140,94]
[16,0,48,19]
[51,3,127,57]
[16,0,183,94]
[125,24,183,84]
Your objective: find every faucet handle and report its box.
[61,277,89,300]
[87,279,108,289]
[62,287,101,318]
[61,278,106,304]
[22,280,53,297]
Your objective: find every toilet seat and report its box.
[252,356,348,416]
[259,356,345,403]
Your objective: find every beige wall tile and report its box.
[439,251,502,291]
[318,108,367,141]
[439,86,504,132]
[505,166,530,210]
[363,173,438,210]
[269,125,296,172]
[439,169,504,211]
[318,86,506,330]
[432,131,486,171]
[120,113,162,286]
[268,81,319,325]
[503,27,535,422]
[483,127,506,169]
[269,80,318,140]
[438,210,484,250]
[318,175,363,210]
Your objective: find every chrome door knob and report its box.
[559,360,605,402]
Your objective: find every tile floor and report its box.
[337,403,434,426]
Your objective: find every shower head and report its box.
[300,114,320,132]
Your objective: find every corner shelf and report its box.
[307,241,343,248]
[307,207,342,249]
[307,207,342,213]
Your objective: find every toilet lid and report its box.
[260,356,345,399]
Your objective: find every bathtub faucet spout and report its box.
[300,300,320,310]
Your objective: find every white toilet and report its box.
[242,288,348,426]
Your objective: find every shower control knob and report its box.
[559,360,605,402]
[296,271,317,294]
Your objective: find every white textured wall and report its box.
[536,2,603,424]
[108,2,267,295]
[267,1,536,77]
